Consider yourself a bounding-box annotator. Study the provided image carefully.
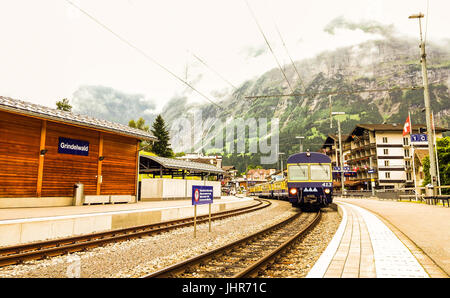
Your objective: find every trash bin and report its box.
[425,184,435,205]
[73,183,85,206]
[425,184,434,197]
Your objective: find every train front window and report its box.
[288,165,308,181]
[310,164,331,181]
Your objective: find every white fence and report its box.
[141,178,221,201]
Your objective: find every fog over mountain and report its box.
[159,18,450,171]
[71,85,157,126]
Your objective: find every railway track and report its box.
[0,199,271,268]
[144,209,321,278]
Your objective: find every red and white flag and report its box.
[403,115,411,136]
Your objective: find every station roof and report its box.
[139,154,225,175]
[0,96,157,141]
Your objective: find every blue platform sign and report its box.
[58,137,90,156]
[411,134,427,143]
[192,185,214,205]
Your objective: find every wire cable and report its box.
[245,0,294,93]
[189,51,238,90]
[266,0,306,91]
[64,0,222,109]
[245,85,425,99]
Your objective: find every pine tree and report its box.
[151,115,174,157]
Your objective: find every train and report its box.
[248,151,333,210]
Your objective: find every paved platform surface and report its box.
[307,198,449,278]
[0,196,247,222]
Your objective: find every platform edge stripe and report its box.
[306,203,348,278]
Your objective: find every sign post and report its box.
[192,185,214,238]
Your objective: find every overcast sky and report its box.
[0,0,448,113]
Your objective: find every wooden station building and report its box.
[0,96,157,208]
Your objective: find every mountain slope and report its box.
[162,36,450,172]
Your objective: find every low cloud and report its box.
[240,43,269,59]
[71,85,157,126]
[324,16,395,37]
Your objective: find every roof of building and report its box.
[414,149,429,165]
[0,96,157,141]
[346,123,448,142]
[222,166,236,171]
[356,123,447,132]
[321,134,350,148]
[140,154,225,174]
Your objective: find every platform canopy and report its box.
[139,154,224,179]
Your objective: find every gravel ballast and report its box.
[0,199,341,278]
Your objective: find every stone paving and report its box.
[308,200,434,278]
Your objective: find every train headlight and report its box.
[324,188,331,194]
[289,188,298,195]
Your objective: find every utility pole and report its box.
[296,136,305,152]
[369,156,375,196]
[332,112,346,196]
[409,13,438,194]
[279,153,285,173]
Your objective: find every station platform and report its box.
[0,196,254,247]
[307,198,449,278]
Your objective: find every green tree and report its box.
[129,117,151,152]
[151,115,174,157]
[56,98,72,112]
[129,117,150,132]
[422,137,450,194]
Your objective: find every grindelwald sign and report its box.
[58,137,90,156]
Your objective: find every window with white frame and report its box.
[406,172,412,180]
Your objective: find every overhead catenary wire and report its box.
[64,0,222,109]
[245,85,425,99]
[245,0,294,93]
[267,0,306,92]
[189,51,238,91]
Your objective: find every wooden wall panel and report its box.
[0,110,139,199]
[0,111,41,197]
[41,122,100,197]
[101,133,138,196]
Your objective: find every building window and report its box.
[385,172,391,179]
[405,160,411,167]
[404,149,410,157]
[383,149,389,155]
[382,137,388,143]
[384,160,389,167]
[403,137,409,145]
[406,172,412,180]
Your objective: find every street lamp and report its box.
[332,112,346,196]
[409,12,438,194]
[295,136,305,152]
